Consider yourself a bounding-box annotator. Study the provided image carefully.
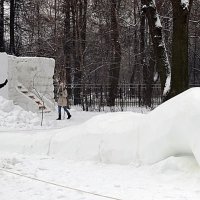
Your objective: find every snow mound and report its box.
[0,96,40,129]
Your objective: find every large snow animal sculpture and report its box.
[51,88,200,166]
[1,88,200,167]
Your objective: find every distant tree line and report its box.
[0,0,199,107]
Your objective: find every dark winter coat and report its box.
[0,79,8,89]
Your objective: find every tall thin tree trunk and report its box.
[71,1,81,105]
[130,0,138,85]
[10,0,15,55]
[36,1,40,57]
[63,0,71,88]
[0,0,5,52]
[14,0,22,56]
[79,0,88,110]
[141,12,153,107]
[140,12,147,104]
[54,0,57,46]
[71,0,87,106]
[108,0,121,107]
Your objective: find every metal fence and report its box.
[54,83,200,111]
[66,84,163,111]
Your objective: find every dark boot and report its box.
[56,113,61,120]
[67,114,71,119]
[64,106,71,119]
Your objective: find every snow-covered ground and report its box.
[1,153,200,200]
[1,88,200,200]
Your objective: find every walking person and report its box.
[0,79,8,89]
[56,81,71,120]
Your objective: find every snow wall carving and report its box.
[0,53,55,112]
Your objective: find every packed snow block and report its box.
[0,53,9,99]
[0,53,55,113]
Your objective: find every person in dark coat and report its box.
[56,81,71,120]
[0,79,8,89]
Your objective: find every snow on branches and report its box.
[181,0,189,10]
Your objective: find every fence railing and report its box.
[61,84,163,111]
[54,83,200,111]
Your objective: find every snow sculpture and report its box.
[0,53,55,113]
[51,88,200,166]
[138,87,200,165]
[1,86,200,167]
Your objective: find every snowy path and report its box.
[0,153,200,200]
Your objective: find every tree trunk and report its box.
[0,0,5,52]
[141,0,171,101]
[80,0,88,110]
[36,1,41,57]
[71,0,87,106]
[63,0,72,89]
[10,0,16,55]
[141,13,154,107]
[130,0,138,85]
[108,0,121,107]
[168,0,193,98]
[71,1,81,105]
[140,12,148,105]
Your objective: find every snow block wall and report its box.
[0,53,55,113]
[0,53,9,99]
